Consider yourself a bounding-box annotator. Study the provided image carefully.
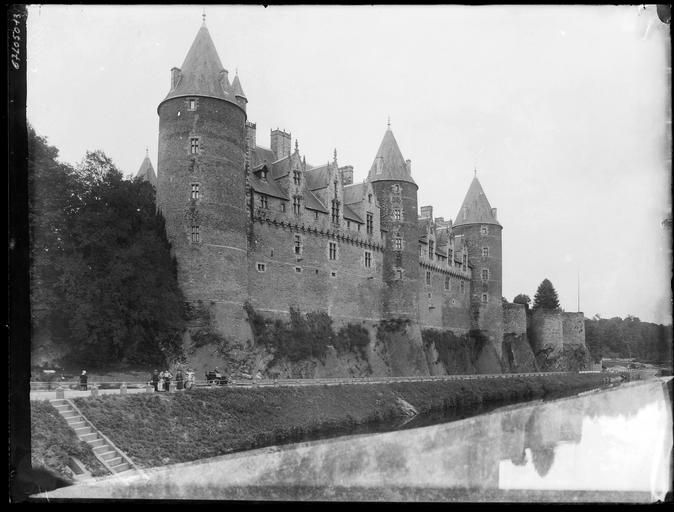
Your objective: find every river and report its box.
[41,377,672,502]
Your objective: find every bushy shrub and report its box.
[335,324,371,358]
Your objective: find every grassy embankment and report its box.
[73,373,605,469]
[30,401,109,482]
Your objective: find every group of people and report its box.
[150,368,196,392]
[205,367,228,386]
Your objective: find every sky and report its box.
[26,5,672,324]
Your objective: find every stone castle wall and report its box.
[561,312,585,346]
[503,303,527,335]
[528,309,564,353]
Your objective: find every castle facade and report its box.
[140,21,586,365]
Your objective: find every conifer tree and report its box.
[532,279,560,310]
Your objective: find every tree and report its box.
[513,294,531,310]
[532,279,560,310]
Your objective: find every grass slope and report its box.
[74,374,604,469]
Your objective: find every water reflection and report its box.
[43,378,672,502]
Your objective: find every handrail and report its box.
[64,398,149,481]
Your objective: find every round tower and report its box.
[157,22,249,339]
[452,174,503,357]
[367,125,419,320]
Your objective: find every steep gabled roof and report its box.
[249,168,288,200]
[304,164,331,191]
[304,190,328,212]
[343,182,366,205]
[231,73,246,99]
[367,128,416,186]
[250,146,275,169]
[453,176,501,227]
[343,204,363,223]
[162,24,238,107]
[135,153,157,187]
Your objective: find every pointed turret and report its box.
[136,150,157,187]
[367,126,416,185]
[454,176,501,227]
[232,72,246,101]
[161,24,239,108]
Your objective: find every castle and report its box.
[137,20,586,372]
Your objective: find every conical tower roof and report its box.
[162,24,237,106]
[367,127,416,186]
[232,73,246,99]
[454,176,500,227]
[136,152,157,187]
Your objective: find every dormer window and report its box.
[428,240,434,260]
[293,195,301,215]
[191,183,200,200]
[331,199,340,225]
[260,170,267,181]
[368,193,373,204]
[293,170,301,186]
[188,98,197,111]
[258,194,268,209]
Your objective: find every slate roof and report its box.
[343,182,366,204]
[304,190,327,212]
[250,146,275,169]
[454,176,501,227]
[249,170,288,200]
[162,24,239,107]
[367,128,416,186]
[343,204,363,223]
[304,165,331,191]
[135,154,157,187]
[231,74,246,99]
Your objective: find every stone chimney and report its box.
[245,122,257,168]
[406,159,412,175]
[420,205,433,221]
[270,129,292,161]
[339,166,354,186]
[170,67,182,90]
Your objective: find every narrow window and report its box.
[429,240,434,260]
[368,193,372,204]
[293,171,301,186]
[394,237,402,251]
[480,225,489,235]
[393,208,401,221]
[396,269,403,280]
[460,281,465,293]
[281,202,286,213]
[366,212,373,234]
[293,196,301,214]
[314,211,319,220]
[191,183,199,200]
[188,98,196,111]
[295,266,302,273]
[294,234,302,255]
[482,247,489,258]
[331,271,337,278]
[190,137,199,155]
[426,271,431,286]
[347,220,351,229]
[331,199,340,224]
[364,251,372,268]
[482,293,488,304]
[357,224,361,232]
[191,225,199,243]
[329,242,338,260]
[444,276,450,290]
[256,263,266,272]
[259,194,268,209]
[462,254,467,271]
[481,269,489,281]
[260,170,267,181]
[448,249,453,261]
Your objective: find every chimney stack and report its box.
[270,129,292,161]
[406,159,412,175]
[170,67,182,90]
[420,205,433,221]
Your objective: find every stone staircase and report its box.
[50,398,138,476]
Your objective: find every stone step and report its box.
[106,456,123,467]
[79,432,98,441]
[61,411,79,419]
[52,403,71,410]
[65,416,83,424]
[73,426,93,435]
[49,399,69,405]
[109,462,130,473]
[69,421,86,429]
[86,438,106,448]
[92,444,112,453]
[98,450,119,461]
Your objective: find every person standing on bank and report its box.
[151,369,160,392]
[163,368,173,391]
[79,370,88,391]
[176,368,184,390]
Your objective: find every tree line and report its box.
[29,127,186,368]
[510,279,672,364]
